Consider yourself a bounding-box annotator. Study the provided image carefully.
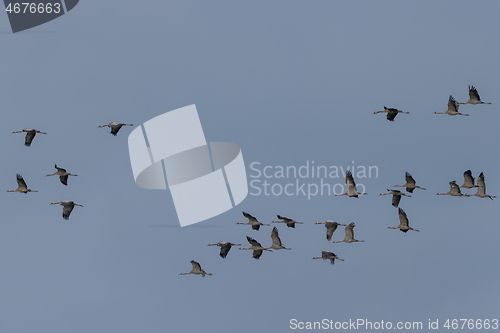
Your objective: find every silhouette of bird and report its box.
[45,164,78,186]
[465,172,496,200]
[98,122,133,136]
[388,208,419,233]
[267,227,291,250]
[460,170,478,189]
[6,174,38,193]
[458,85,491,105]
[335,170,367,198]
[315,220,346,241]
[239,236,272,259]
[312,250,344,265]
[333,222,364,243]
[379,189,411,207]
[207,241,241,258]
[373,106,409,121]
[49,200,83,220]
[271,215,303,228]
[179,260,212,277]
[236,212,270,230]
[393,172,426,193]
[12,128,47,146]
[436,181,464,196]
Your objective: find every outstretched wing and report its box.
[246,236,261,247]
[398,208,409,228]
[24,132,36,147]
[469,85,481,102]
[448,95,459,112]
[243,211,258,222]
[62,205,75,220]
[345,222,355,241]
[392,194,401,207]
[16,174,27,189]
[270,227,282,246]
[219,243,231,258]
[277,215,292,222]
[463,170,475,187]
[405,172,416,186]
[345,170,356,192]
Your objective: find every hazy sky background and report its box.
[1,1,499,332]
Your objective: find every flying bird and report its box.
[50,200,83,220]
[45,164,78,186]
[465,172,496,200]
[373,106,410,121]
[179,260,212,277]
[98,122,133,136]
[332,222,364,243]
[379,189,411,207]
[458,85,491,105]
[207,241,241,258]
[267,227,291,250]
[236,211,270,230]
[271,215,303,228]
[334,170,367,198]
[315,220,346,241]
[436,181,464,196]
[238,236,272,259]
[434,95,469,116]
[312,250,344,265]
[388,208,420,233]
[6,174,38,193]
[393,172,426,193]
[12,128,47,147]
[460,170,478,189]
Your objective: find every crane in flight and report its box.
[434,95,469,116]
[436,181,464,197]
[460,170,478,189]
[388,208,420,233]
[239,236,272,259]
[335,170,367,198]
[6,174,38,193]
[393,172,426,193]
[50,200,83,220]
[12,128,47,147]
[373,106,409,121]
[45,164,78,186]
[271,215,303,228]
[379,189,411,207]
[207,241,241,258]
[315,220,346,241]
[458,85,491,105]
[312,250,344,265]
[179,260,212,277]
[236,212,270,230]
[333,222,364,243]
[98,122,133,136]
[465,172,496,200]
[267,227,291,250]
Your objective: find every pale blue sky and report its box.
[1,1,499,332]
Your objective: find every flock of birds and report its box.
[7,93,493,278]
[8,122,133,219]
[181,167,496,277]
[373,85,491,120]
[181,85,496,277]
